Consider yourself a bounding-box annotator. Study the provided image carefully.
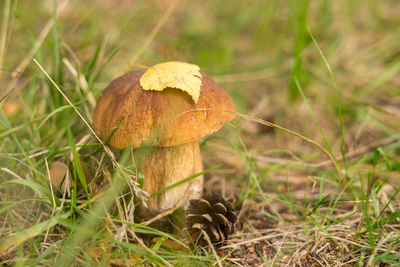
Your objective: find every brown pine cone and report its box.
[186,193,237,247]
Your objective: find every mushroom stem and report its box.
[134,141,203,216]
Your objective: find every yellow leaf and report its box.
[139,61,202,103]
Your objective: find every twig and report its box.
[1,168,24,180]
[141,207,179,226]
[202,230,223,267]
[221,230,304,249]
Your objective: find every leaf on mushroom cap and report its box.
[140,61,202,103]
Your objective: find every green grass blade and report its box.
[67,128,90,206]
[307,27,347,168]
[294,77,337,163]
[0,213,69,254]
[3,179,60,206]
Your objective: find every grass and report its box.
[1,0,400,266]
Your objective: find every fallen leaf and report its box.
[139,61,202,103]
[49,161,68,192]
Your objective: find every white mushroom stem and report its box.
[134,141,203,215]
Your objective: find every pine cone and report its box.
[186,193,237,247]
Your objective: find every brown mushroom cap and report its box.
[93,70,236,149]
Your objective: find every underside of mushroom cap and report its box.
[93,70,236,149]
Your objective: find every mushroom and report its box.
[92,69,236,217]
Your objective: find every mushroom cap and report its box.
[93,70,236,149]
